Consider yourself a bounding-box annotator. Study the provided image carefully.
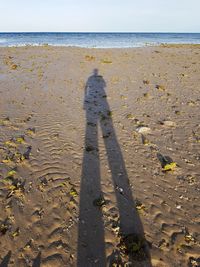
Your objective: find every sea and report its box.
[0,32,200,48]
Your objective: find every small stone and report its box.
[136,126,151,134]
[86,145,97,152]
[143,80,150,85]
[155,84,165,91]
[162,120,176,127]
[93,196,106,207]
[11,64,18,70]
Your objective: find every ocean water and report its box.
[0,32,200,48]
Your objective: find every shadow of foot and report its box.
[32,252,41,267]
[0,251,12,267]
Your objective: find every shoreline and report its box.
[0,43,200,49]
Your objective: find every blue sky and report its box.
[0,0,199,32]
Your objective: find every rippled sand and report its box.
[0,45,200,267]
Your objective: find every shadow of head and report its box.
[93,68,98,76]
[0,251,12,267]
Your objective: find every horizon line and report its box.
[0,31,200,34]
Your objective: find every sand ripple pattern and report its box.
[0,45,200,266]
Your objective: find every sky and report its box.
[0,0,200,32]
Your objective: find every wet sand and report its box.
[0,45,200,267]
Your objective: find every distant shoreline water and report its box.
[0,32,200,48]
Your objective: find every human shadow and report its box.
[0,251,11,267]
[32,252,41,267]
[77,69,152,266]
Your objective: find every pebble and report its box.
[162,120,176,127]
[136,126,151,134]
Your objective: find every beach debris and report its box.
[70,187,78,198]
[141,134,150,145]
[135,199,146,213]
[100,114,107,121]
[2,157,13,164]
[192,130,200,143]
[188,257,200,267]
[33,208,44,218]
[111,76,120,84]
[180,73,187,77]
[0,222,9,235]
[12,227,20,238]
[157,153,177,171]
[176,175,196,185]
[16,136,25,144]
[155,84,165,91]
[0,117,10,126]
[0,218,12,235]
[39,176,48,186]
[85,55,95,61]
[4,151,25,164]
[136,126,151,134]
[6,177,25,199]
[4,140,17,148]
[101,59,112,64]
[107,249,123,267]
[184,233,196,244]
[143,80,150,85]
[120,95,127,100]
[23,146,32,159]
[111,219,120,234]
[163,162,177,171]
[116,186,123,194]
[126,113,135,120]
[135,198,146,213]
[143,92,150,98]
[119,233,148,261]
[176,204,182,210]
[187,100,196,106]
[87,122,96,127]
[4,56,19,70]
[159,120,176,127]
[175,110,181,115]
[24,239,33,250]
[1,126,34,169]
[6,169,17,178]
[85,144,96,152]
[107,110,112,117]
[158,239,169,249]
[26,127,36,135]
[4,57,12,65]
[187,175,196,185]
[11,64,18,70]
[93,196,106,207]
[103,131,111,139]
[110,222,121,236]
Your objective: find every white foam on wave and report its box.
[0,41,161,48]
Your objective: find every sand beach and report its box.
[0,44,200,266]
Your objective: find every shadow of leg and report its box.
[101,117,152,265]
[0,251,12,267]
[77,116,106,267]
[32,252,41,267]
